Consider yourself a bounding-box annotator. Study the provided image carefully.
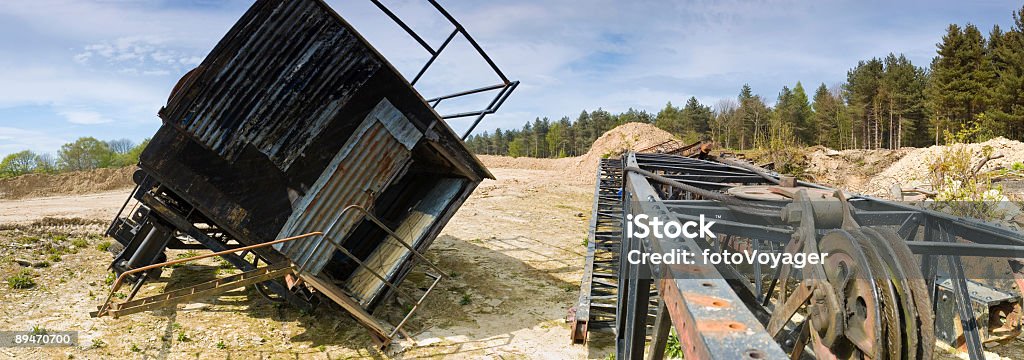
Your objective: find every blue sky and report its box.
[0,0,1019,158]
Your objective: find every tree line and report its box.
[0,137,148,178]
[468,5,1024,156]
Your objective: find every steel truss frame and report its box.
[574,150,1024,360]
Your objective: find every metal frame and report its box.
[571,158,626,343]
[370,0,519,139]
[97,204,446,349]
[572,149,1024,360]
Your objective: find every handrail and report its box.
[95,231,323,317]
[97,204,448,347]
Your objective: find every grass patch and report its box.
[97,241,112,252]
[71,238,88,248]
[8,269,36,289]
[47,254,62,263]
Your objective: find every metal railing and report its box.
[370,0,519,139]
[96,204,447,347]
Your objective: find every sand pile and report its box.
[0,166,135,199]
[862,137,1024,196]
[567,122,681,181]
[804,146,912,191]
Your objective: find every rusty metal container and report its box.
[110,0,493,315]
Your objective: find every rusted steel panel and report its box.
[163,0,382,172]
[275,99,416,275]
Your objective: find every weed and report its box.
[177,332,190,342]
[104,273,115,285]
[97,241,112,252]
[316,345,326,352]
[665,329,683,359]
[215,341,226,349]
[929,136,1004,219]
[31,325,47,335]
[48,254,61,263]
[36,261,51,268]
[91,339,106,349]
[52,234,68,242]
[8,269,35,289]
[130,344,141,352]
[71,238,88,248]
[459,293,472,306]
[170,251,199,268]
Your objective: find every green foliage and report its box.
[8,269,36,289]
[665,329,684,359]
[71,238,88,248]
[459,293,472,306]
[929,134,1004,219]
[215,341,226,349]
[466,109,658,158]
[57,137,114,171]
[0,150,38,177]
[96,241,112,252]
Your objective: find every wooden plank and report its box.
[297,272,391,344]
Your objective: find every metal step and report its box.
[101,263,294,318]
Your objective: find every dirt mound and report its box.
[568,123,681,181]
[0,166,135,200]
[864,137,1024,196]
[804,146,912,191]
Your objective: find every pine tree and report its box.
[986,6,1024,140]
[926,24,996,143]
[846,59,884,148]
[790,82,815,144]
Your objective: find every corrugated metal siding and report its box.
[275,99,421,274]
[162,0,382,172]
[345,178,465,306]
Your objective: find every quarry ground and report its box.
[4,124,1024,359]
[0,165,613,360]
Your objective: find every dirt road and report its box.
[0,165,611,359]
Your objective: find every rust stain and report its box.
[697,320,747,332]
[681,292,732,309]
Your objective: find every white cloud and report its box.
[58,110,111,125]
[73,36,202,76]
[0,127,68,155]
